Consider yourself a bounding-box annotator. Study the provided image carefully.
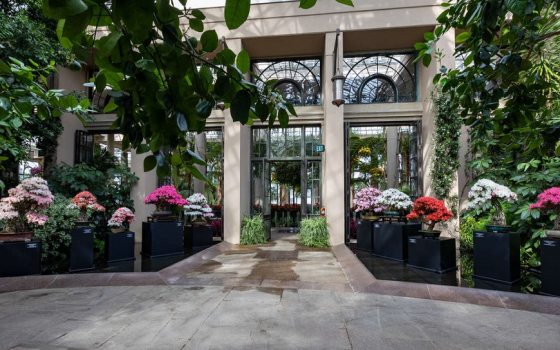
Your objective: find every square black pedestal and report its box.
[373,223,421,261]
[408,236,456,273]
[541,237,560,296]
[142,221,184,258]
[184,224,213,249]
[473,231,520,284]
[106,231,136,263]
[70,226,95,272]
[0,240,41,277]
[357,221,381,252]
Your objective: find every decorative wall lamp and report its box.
[331,28,345,107]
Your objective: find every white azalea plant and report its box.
[465,179,517,226]
[377,189,413,212]
[184,193,214,221]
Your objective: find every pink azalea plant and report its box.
[71,191,106,222]
[0,177,53,233]
[144,185,188,209]
[108,207,135,229]
[353,187,384,213]
[530,187,560,230]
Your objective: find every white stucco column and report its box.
[322,31,345,246]
[130,150,157,242]
[222,39,250,244]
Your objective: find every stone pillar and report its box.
[129,149,157,241]
[222,38,250,244]
[193,132,207,194]
[385,126,399,188]
[322,31,345,246]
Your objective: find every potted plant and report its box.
[465,179,517,232]
[299,217,330,248]
[406,196,453,238]
[530,187,560,238]
[184,193,215,249]
[70,191,106,224]
[144,185,188,221]
[240,215,267,245]
[106,207,136,263]
[0,177,53,242]
[353,187,384,221]
[377,188,413,218]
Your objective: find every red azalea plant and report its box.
[71,191,105,222]
[406,196,453,231]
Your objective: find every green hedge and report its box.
[299,217,330,248]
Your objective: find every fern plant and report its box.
[299,217,330,248]
[240,215,267,245]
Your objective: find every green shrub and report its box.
[459,216,488,251]
[299,217,330,248]
[240,215,267,245]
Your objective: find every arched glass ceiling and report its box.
[252,59,322,106]
[343,54,417,104]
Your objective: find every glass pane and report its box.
[252,129,268,158]
[252,161,264,214]
[306,161,321,215]
[274,81,302,105]
[305,126,322,157]
[270,127,302,158]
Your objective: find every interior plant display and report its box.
[299,217,330,248]
[144,185,188,220]
[184,193,214,223]
[406,196,453,237]
[353,187,384,220]
[240,215,267,245]
[0,177,53,241]
[70,191,106,223]
[465,179,517,231]
[530,187,560,238]
[107,207,135,233]
[377,188,413,217]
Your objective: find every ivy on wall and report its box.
[431,88,461,199]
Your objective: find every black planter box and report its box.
[106,231,136,263]
[373,223,421,261]
[70,226,95,272]
[541,237,560,296]
[184,224,214,249]
[473,230,520,284]
[142,221,184,258]
[0,240,41,277]
[357,220,380,252]
[408,236,456,273]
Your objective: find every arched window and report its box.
[343,54,416,104]
[252,59,321,106]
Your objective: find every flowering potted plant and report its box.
[70,191,106,223]
[406,197,453,238]
[184,193,215,249]
[0,177,53,241]
[377,188,413,218]
[107,207,135,233]
[530,187,560,238]
[465,179,517,232]
[144,185,188,221]
[353,187,384,221]
[184,193,214,223]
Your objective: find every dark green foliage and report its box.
[431,89,461,199]
[240,215,267,245]
[459,216,487,252]
[299,217,329,248]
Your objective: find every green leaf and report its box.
[113,0,155,43]
[336,0,354,6]
[422,54,432,67]
[176,112,188,132]
[201,30,219,52]
[95,32,123,58]
[103,101,118,113]
[61,8,92,40]
[135,59,157,72]
[0,97,10,111]
[0,60,10,74]
[505,0,528,16]
[225,0,250,30]
[216,48,236,65]
[231,90,251,124]
[144,155,157,172]
[43,0,88,19]
[424,32,435,41]
[95,72,106,92]
[286,103,297,117]
[186,149,206,165]
[236,49,250,74]
[189,18,204,32]
[137,144,150,154]
[12,118,23,128]
[171,153,182,166]
[299,0,317,9]
[278,108,289,127]
[214,76,231,96]
[456,31,471,43]
[191,9,206,20]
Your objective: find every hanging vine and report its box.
[431,88,462,199]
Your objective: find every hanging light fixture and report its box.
[331,28,345,107]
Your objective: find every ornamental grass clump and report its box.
[240,215,267,245]
[406,196,453,231]
[184,193,214,222]
[107,207,135,231]
[144,185,188,210]
[0,177,54,233]
[377,188,413,213]
[465,179,517,226]
[299,217,330,248]
[70,191,106,222]
[530,187,560,232]
[353,187,384,214]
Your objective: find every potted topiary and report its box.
[377,188,413,219]
[353,187,384,251]
[465,179,517,232]
[406,196,453,238]
[184,193,215,249]
[142,185,187,257]
[530,187,560,238]
[106,207,136,263]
